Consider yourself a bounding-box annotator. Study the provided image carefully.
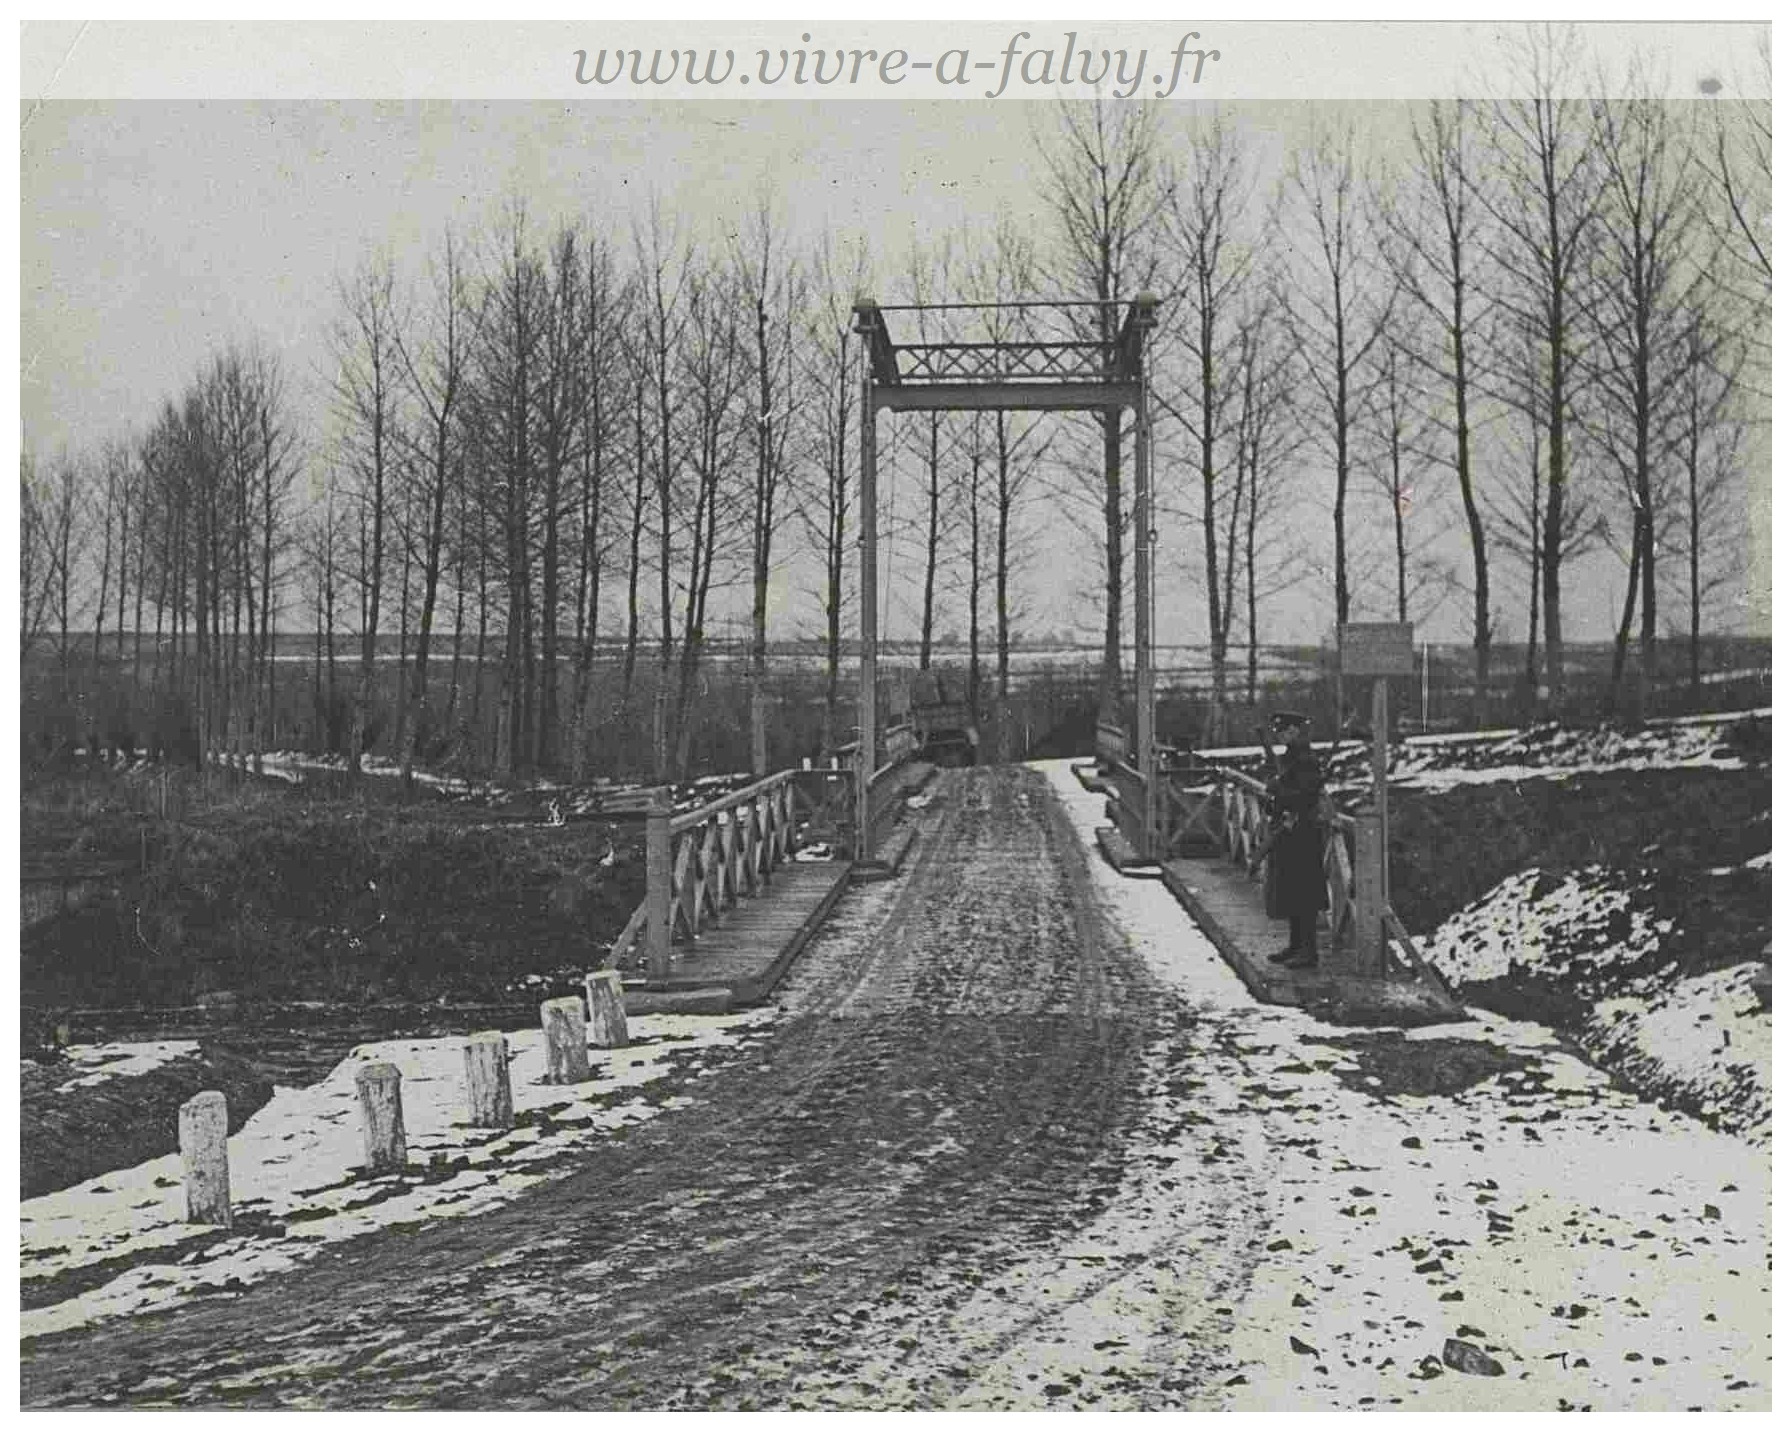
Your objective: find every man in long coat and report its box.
[1264,712,1328,969]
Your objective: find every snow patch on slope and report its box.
[50,1040,203,1094]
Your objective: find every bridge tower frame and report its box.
[851,294,1160,862]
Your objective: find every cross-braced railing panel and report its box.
[1213,768,1364,964]
[668,775,796,944]
[859,297,1155,396]
[610,771,798,969]
[892,340,1112,384]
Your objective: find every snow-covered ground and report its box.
[1581,964,1772,1145]
[21,1010,779,1341]
[1385,717,1760,792]
[1027,760,1770,1412]
[50,1040,202,1095]
[1415,867,1770,1145]
[1419,867,1674,990]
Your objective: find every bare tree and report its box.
[19,451,67,660]
[1164,111,1256,738]
[734,197,803,774]
[968,221,1053,703]
[392,227,469,783]
[1280,121,1391,716]
[1671,297,1749,693]
[569,231,626,780]
[1368,307,1432,625]
[631,202,694,779]
[1699,28,1770,394]
[1475,25,1602,712]
[1035,98,1168,713]
[534,223,596,772]
[797,231,871,756]
[329,254,406,776]
[671,261,752,777]
[1384,99,1499,724]
[898,235,960,673]
[1233,278,1305,707]
[1585,68,1703,718]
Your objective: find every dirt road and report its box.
[25,761,1767,1410]
[21,766,1263,1409]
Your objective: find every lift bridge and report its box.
[599,293,1457,1027]
[850,293,1162,859]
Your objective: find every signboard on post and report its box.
[1339,622,1415,678]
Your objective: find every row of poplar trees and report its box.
[21,27,1771,779]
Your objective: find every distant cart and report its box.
[898,669,980,768]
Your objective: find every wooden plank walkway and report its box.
[1161,857,1333,1007]
[1162,856,1464,1024]
[629,860,854,1007]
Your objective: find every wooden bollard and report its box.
[541,996,591,1084]
[355,1061,407,1173]
[178,1089,232,1227]
[462,1031,514,1128]
[584,970,630,1049]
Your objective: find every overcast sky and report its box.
[20,86,1771,649]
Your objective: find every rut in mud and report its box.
[20,766,1190,1409]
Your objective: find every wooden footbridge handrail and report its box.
[612,770,798,980]
[610,754,920,980]
[1098,736,1452,996]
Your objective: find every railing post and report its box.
[646,786,672,983]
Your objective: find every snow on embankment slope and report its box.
[1386,716,1763,793]
[1419,866,1769,1144]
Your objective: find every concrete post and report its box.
[541,995,591,1084]
[645,788,672,983]
[585,969,630,1048]
[178,1089,231,1227]
[355,1061,407,1174]
[462,1031,514,1128]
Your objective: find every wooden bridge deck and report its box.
[626,860,854,1007]
[1162,855,1465,1024]
[1161,857,1336,1007]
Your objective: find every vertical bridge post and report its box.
[1337,626,1411,977]
[1131,294,1158,859]
[853,297,879,865]
[645,786,672,983]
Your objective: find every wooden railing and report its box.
[1204,764,1446,992]
[1095,719,1130,769]
[667,772,797,942]
[610,752,923,980]
[865,755,915,854]
[1213,768,1361,960]
[610,770,798,980]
